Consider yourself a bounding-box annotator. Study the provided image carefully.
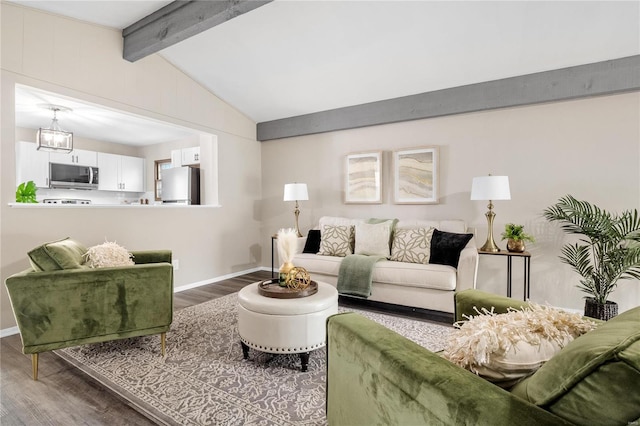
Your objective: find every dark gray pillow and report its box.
[429,229,473,268]
[303,229,321,254]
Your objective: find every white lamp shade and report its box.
[284,183,309,201]
[470,176,511,200]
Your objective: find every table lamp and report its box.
[471,175,511,252]
[284,183,309,237]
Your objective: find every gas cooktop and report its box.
[42,199,92,205]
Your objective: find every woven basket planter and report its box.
[584,298,618,321]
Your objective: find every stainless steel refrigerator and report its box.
[162,166,200,205]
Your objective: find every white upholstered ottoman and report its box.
[237,281,338,371]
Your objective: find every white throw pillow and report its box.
[318,225,354,257]
[354,221,394,257]
[471,337,568,385]
[84,241,134,268]
[389,227,435,264]
[443,303,597,388]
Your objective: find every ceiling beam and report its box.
[257,55,640,141]
[123,0,273,62]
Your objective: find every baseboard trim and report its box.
[173,266,270,293]
[1,326,19,338]
[338,296,454,325]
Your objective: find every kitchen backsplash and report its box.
[34,188,158,205]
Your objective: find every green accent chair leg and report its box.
[32,353,38,381]
[161,332,166,357]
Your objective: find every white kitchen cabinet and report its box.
[97,153,120,191]
[182,146,200,165]
[120,155,145,192]
[170,146,200,167]
[16,141,50,188]
[171,149,182,167]
[50,148,97,167]
[97,153,145,192]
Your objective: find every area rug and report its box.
[55,293,452,426]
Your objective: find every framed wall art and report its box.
[393,146,439,204]
[344,151,382,204]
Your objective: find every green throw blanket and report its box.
[337,254,386,297]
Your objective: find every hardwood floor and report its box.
[0,270,270,426]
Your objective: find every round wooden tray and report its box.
[258,279,318,299]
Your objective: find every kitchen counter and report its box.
[8,203,221,208]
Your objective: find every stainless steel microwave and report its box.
[49,163,99,190]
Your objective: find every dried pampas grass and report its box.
[84,241,134,268]
[277,228,299,264]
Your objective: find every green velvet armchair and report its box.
[326,289,640,425]
[5,239,173,380]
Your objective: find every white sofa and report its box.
[291,216,479,315]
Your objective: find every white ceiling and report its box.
[9,0,640,142]
[14,85,197,146]
[9,0,174,29]
[161,1,640,122]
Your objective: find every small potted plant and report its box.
[501,223,534,253]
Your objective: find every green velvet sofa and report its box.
[326,289,640,425]
[4,238,174,380]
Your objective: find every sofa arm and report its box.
[131,250,172,265]
[454,289,529,322]
[455,246,478,292]
[326,312,573,426]
[296,236,306,255]
[454,289,604,325]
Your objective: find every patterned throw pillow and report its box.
[390,227,435,264]
[318,225,354,257]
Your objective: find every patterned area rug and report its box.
[56,293,452,425]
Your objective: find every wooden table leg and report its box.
[241,341,250,359]
[300,352,310,372]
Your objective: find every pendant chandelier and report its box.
[37,104,73,153]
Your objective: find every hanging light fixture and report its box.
[36,104,73,152]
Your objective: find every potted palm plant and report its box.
[543,195,640,320]
[501,223,535,253]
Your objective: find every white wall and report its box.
[261,92,640,314]
[2,2,638,333]
[1,3,262,330]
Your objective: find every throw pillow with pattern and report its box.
[390,227,435,264]
[318,225,354,257]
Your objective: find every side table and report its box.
[271,234,278,279]
[477,249,531,301]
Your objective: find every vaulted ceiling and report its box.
[9,1,640,143]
